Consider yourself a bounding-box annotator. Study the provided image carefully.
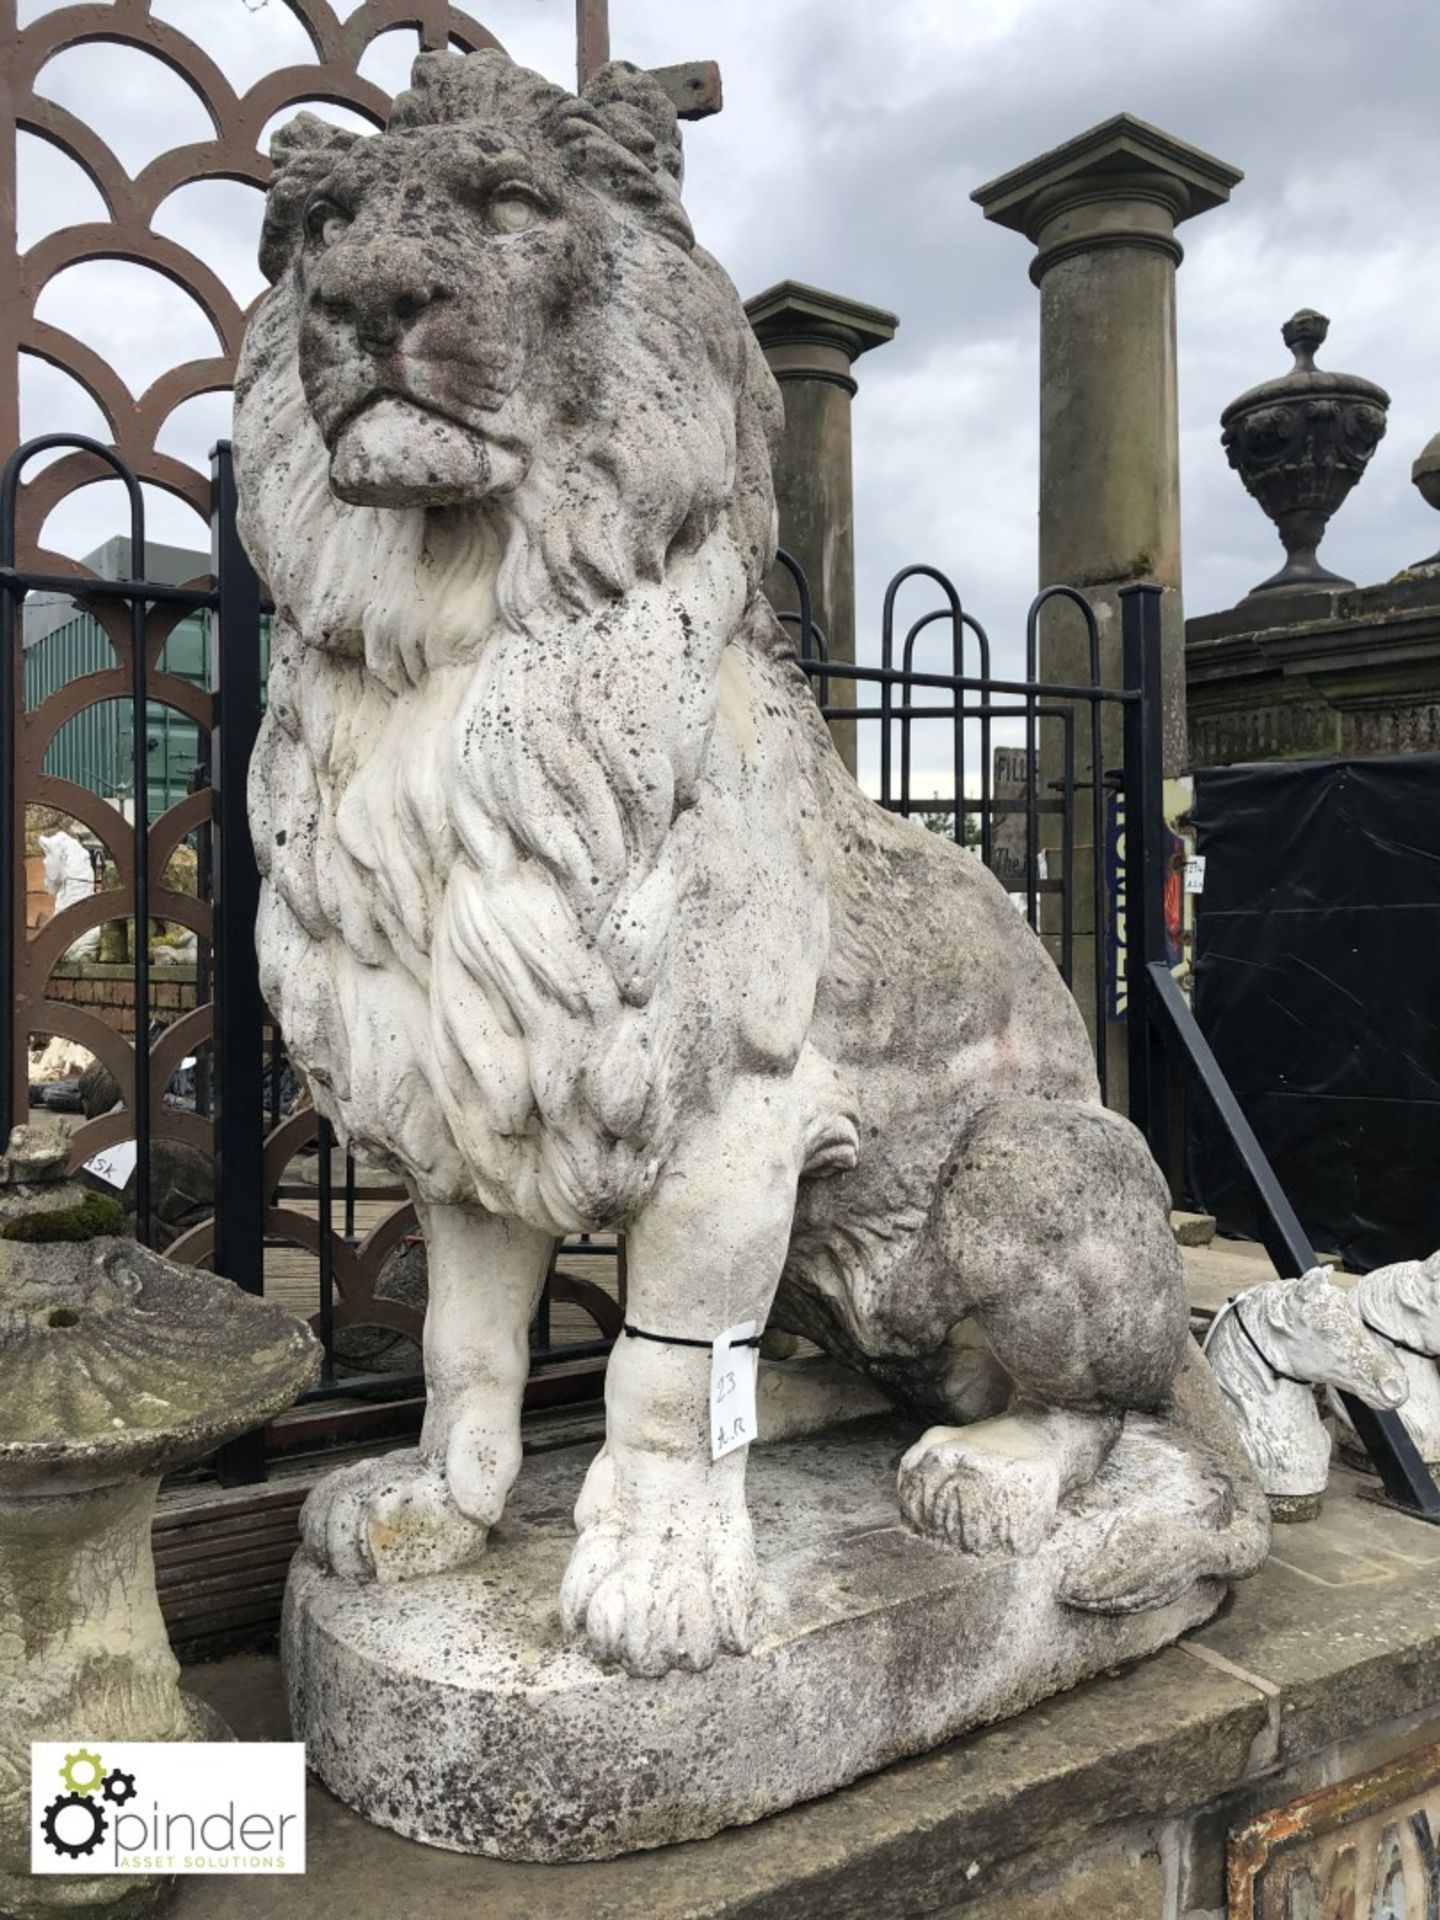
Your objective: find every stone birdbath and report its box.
[0,1237,320,1917]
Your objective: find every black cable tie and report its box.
[622,1321,762,1350]
[1359,1312,1434,1364]
[1229,1295,1313,1388]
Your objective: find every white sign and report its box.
[82,1140,138,1189]
[32,1742,305,1876]
[1184,855,1207,895]
[710,1321,759,1461]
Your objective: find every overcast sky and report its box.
[16,0,1440,763]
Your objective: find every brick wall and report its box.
[42,963,200,1037]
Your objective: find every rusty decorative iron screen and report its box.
[0,2,630,1478]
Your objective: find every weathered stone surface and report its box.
[1173,1211,1216,1247]
[0,1239,320,1917]
[1203,1271,1406,1514]
[974,116,1242,1090]
[1220,310,1389,599]
[1330,1254,1440,1468]
[172,1467,1440,1918]
[234,47,1270,1849]
[973,117,1241,771]
[1187,1463,1440,1762]
[173,1639,1264,1919]
[0,1238,321,1489]
[286,1416,1234,1862]
[744,279,898,774]
[1186,573,1440,766]
[0,1178,94,1233]
[930,1843,1164,1919]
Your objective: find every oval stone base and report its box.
[284,1416,1226,1863]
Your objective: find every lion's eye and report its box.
[307,202,351,249]
[487,189,541,235]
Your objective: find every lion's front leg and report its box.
[301,1200,551,1582]
[561,1079,804,1677]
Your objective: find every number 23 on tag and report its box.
[710,1321,759,1462]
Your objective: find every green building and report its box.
[22,539,266,821]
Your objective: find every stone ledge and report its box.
[1188,574,1440,649]
[169,1456,1440,1919]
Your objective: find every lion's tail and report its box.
[1059,1338,1271,1615]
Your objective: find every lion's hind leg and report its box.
[894,1095,1208,1597]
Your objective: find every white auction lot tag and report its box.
[32,1742,305,1876]
[82,1140,138,1189]
[710,1320,759,1462]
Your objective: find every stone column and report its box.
[973,115,1241,1103]
[745,281,898,773]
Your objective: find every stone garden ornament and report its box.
[1221,309,1389,599]
[235,49,1272,1856]
[38,832,99,962]
[1333,1254,1440,1470]
[1203,1269,1407,1521]
[0,1237,319,1917]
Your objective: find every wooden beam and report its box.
[576,0,610,88]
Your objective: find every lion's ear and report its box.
[258,112,362,283]
[555,60,692,248]
[581,61,684,193]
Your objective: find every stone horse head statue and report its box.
[1334,1254,1440,1470]
[1205,1268,1408,1520]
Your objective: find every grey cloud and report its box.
[16,0,1440,720]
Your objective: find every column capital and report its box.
[972,114,1242,285]
[746,281,898,393]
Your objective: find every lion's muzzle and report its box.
[302,238,525,509]
[314,236,449,355]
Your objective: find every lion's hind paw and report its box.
[898,1422,1063,1556]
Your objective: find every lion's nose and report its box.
[315,243,449,351]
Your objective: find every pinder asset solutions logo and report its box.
[31,1743,305,1876]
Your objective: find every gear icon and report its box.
[59,1749,105,1795]
[41,1792,107,1858]
[101,1769,136,1807]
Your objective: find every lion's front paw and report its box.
[559,1517,762,1678]
[300,1451,491,1584]
[898,1423,1062,1555]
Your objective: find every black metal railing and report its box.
[4,440,1435,1520]
[785,549,1121,1099]
[779,556,1440,1526]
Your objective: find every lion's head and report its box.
[238,50,781,637]
[236,51,795,1229]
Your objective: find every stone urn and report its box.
[1221,309,1389,597]
[0,1238,320,1918]
[1410,431,1440,573]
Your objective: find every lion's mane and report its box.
[237,52,784,1230]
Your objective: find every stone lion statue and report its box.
[235,49,1268,1679]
